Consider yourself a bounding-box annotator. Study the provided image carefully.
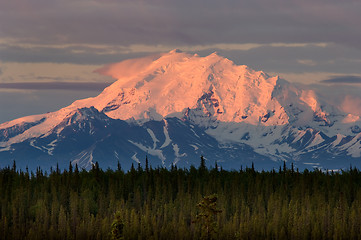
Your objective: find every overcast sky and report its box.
[1,0,361,123]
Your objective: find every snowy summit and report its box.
[0,50,360,170]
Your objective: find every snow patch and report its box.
[128,140,166,164]
[114,151,119,159]
[306,133,325,148]
[172,143,187,165]
[0,146,11,152]
[72,149,95,170]
[131,153,140,163]
[332,134,344,147]
[173,143,186,158]
[147,128,159,149]
[190,128,200,138]
[304,162,320,165]
[303,162,321,169]
[206,122,294,160]
[29,140,44,151]
[160,126,172,148]
[190,144,199,150]
[292,131,306,144]
[42,139,58,155]
[344,134,361,157]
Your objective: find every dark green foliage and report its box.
[194,194,222,240]
[1,161,361,239]
[111,212,124,240]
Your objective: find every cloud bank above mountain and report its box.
[0,82,113,91]
[321,76,361,84]
[2,0,361,84]
[2,0,361,47]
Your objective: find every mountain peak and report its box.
[168,48,183,54]
[209,51,219,56]
[1,50,361,170]
[3,50,352,129]
[84,51,290,125]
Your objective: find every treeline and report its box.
[1,159,361,239]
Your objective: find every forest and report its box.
[1,157,361,239]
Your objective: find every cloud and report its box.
[2,41,361,79]
[302,82,361,116]
[1,0,360,49]
[297,59,317,66]
[0,41,332,64]
[0,90,103,124]
[195,44,361,75]
[0,43,150,64]
[0,81,113,91]
[341,95,361,116]
[321,76,361,84]
[0,62,115,86]
[1,0,361,80]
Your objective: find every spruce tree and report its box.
[111,211,124,240]
[194,194,222,240]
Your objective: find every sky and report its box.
[1,0,361,123]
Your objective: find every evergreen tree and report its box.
[194,194,222,240]
[200,156,206,170]
[145,156,149,173]
[111,211,124,240]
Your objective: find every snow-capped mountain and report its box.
[1,50,360,171]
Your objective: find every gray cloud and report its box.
[1,0,361,76]
[0,43,150,64]
[306,83,361,116]
[1,0,360,48]
[2,42,361,77]
[321,76,361,84]
[0,90,102,124]
[193,44,361,75]
[0,81,114,91]
[35,76,73,81]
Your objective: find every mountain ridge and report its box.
[0,50,360,170]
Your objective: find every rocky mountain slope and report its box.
[1,50,360,170]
